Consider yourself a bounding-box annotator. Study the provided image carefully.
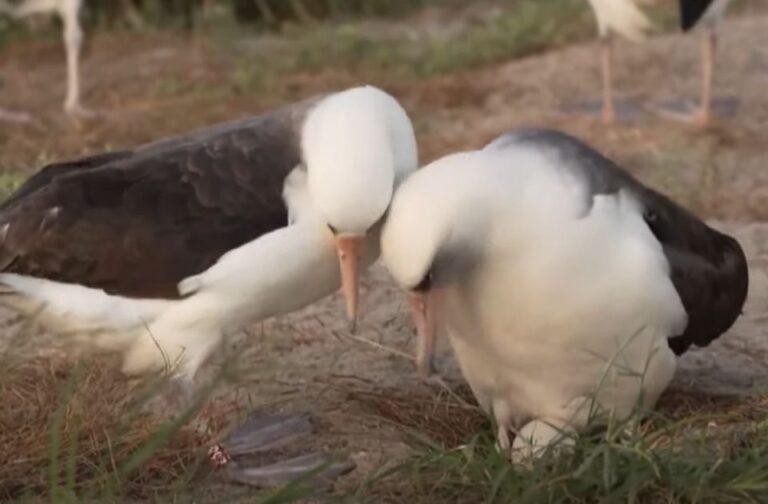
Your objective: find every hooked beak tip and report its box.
[409,289,440,380]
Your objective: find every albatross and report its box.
[0,84,417,486]
[669,0,733,125]
[0,0,89,121]
[0,84,417,386]
[381,128,748,459]
[584,0,653,125]
[584,0,732,126]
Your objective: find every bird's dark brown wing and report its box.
[0,99,317,299]
[494,128,749,354]
[638,188,748,354]
[680,0,716,31]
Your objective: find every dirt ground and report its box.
[1,4,767,499]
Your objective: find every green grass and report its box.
[7,357,768,504]
[0,342,335,504]
[219,0,594,87]
[0,172,27,200]
[207,0,761,90]
[352,408,768,503]
[205,0,760,91]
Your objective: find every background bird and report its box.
[382,128,747,459]
[0,0,88,121]
[668,0,733,125]
[584,0,732,126]
[584,0,654,125]
[0,85,418,390]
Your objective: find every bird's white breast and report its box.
[443,175,686,426]
[586,0,652,41]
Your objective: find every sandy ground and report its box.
[1,4,767,498]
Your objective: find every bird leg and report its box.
[600,34,617,126]
[60,0,94,117]
[2,0,100,119]
[209,412,355,490]
[695,30,716,127]
[654,29,719,127]
[492,398,513,455]
[62,4,82,114]
[0,0,47,123]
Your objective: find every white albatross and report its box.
[0,0,88,121]
[585,0,654,124]
[0,85,417,385]
[381,128,748,459]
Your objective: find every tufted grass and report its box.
[345,389,768,503]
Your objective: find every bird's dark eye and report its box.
[328,224,338,234]
[413,271,433,292]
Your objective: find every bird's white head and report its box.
[382,151,492,288]
[382,151,490,375]
[302,85,418,328]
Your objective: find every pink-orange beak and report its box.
[335,235,364,332]
[408,289,442,378]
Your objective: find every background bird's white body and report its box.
[586,0,652,41]
[383,141,687,457]
[0,86,417,382]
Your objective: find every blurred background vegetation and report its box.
[0,0,601,84]
[0,0,468,33]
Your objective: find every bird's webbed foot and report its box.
[0,107,33,123]
[65,103,107,120]
[508,418,576,464]
[209,412,355,491]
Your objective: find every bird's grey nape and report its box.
[428,240,484,291]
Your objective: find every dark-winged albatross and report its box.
[0,84,417,487]
[381,128,747,460]
[668,0,733,125]
[0,0,88,121]
[0,84,417,384]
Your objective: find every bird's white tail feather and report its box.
[588,0,653,41]
[0,273,171,350]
